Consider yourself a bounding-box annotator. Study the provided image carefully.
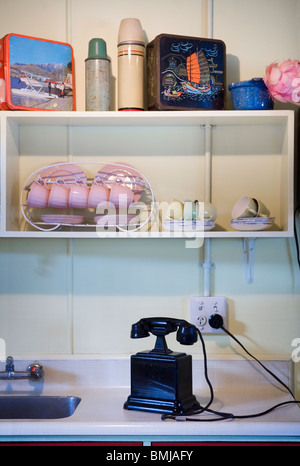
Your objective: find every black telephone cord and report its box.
[162,326,300,422]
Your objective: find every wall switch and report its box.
[190,297,227,334]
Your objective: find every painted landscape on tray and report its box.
[9,35,74,110]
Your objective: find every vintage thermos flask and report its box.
[85,38,110,111]
[117,18,145,111]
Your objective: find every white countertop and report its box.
[0,356,299,441]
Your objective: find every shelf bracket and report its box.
[241,237,256,284]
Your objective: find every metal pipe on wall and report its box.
[203,0,214,297]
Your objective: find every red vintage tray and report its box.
[0,33,75,111]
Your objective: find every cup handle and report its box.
[75,177,87,186]
[36,177,48,189]
[56,177,69,187]
[257,212,268,217]
[94,176,103,185]
[248,208,258,216]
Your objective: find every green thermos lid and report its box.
[88,38,107,59]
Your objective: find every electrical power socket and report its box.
[190,296,227,334]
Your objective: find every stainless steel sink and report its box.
[0,395,81,419]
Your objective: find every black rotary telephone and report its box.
[125,317,300,421]
[124,317,200,415]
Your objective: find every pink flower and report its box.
[264,59,300,103]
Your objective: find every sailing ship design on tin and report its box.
[159,38,225,109]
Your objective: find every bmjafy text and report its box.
[106,450,193,463]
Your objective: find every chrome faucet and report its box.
[0,356,44,381]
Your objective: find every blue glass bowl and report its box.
[228,78,274,110]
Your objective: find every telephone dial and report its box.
[124,317,201,414]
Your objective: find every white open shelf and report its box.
[0,110,294,239]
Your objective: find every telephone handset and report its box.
[130,317,198,354]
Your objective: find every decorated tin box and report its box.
[0,33,75,111]
[146,34,226,110]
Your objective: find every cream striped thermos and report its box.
[117,18,145,111]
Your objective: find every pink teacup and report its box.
[68,179,90,209]
[109,183,134,208]
[87,179,110,208]
[27,178,50,208]
[48,178,70,209]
